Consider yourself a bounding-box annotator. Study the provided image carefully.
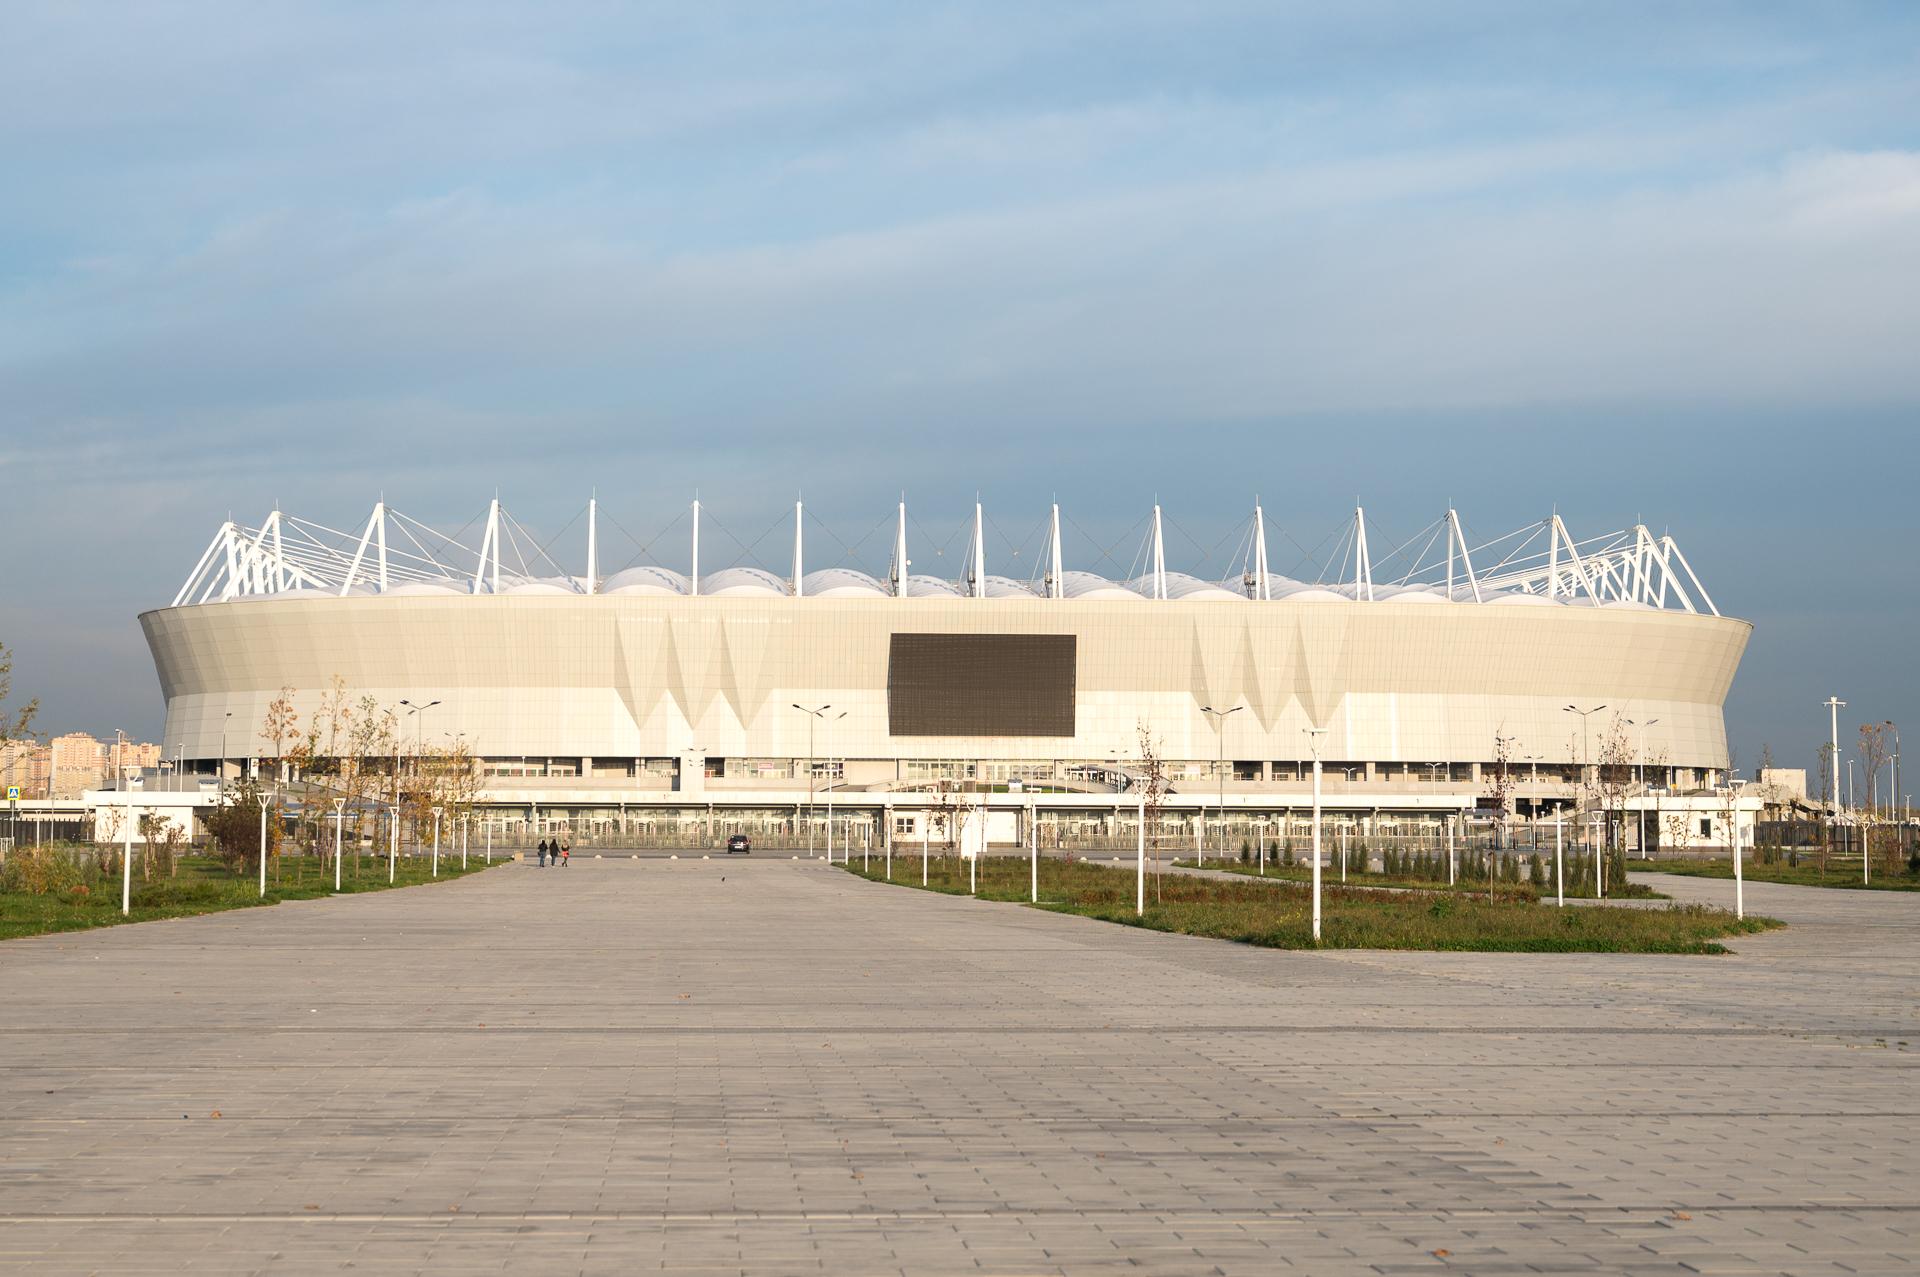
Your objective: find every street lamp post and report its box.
[793,704,833,859]
[258,790,271,898]
[1305,726,1327,943]
[1199,705,1243,864]
[333,798,345,892]
[431,805,442,877]
[121,786,134,916]
[1564,704,1608,896]
[1728,776,1747,919]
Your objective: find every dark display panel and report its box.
[887,633,1076,737]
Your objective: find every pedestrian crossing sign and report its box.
[5,786,17,802]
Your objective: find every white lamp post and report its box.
[388,805,398,884]
[431,806,442,877]
[1135,793,1146,916]
[1729,777,1746,919]
[1554,816,1565,907]
[121,790,134,916]
[333,798,345,892]
[1028,800,1038,903]
[1306,726,1327,943]
[258,791,270,897]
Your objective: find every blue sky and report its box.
[3,2,1917,780]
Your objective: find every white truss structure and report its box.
[172,500,1720,616]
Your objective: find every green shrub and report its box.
[0,848,87,896]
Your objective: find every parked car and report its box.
[726,834,751,855]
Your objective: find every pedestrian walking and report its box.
[560,840,571,868]
[537,838,548,868]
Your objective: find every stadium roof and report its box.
[170,498,1721,616]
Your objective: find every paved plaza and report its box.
[0,855,1915,1275]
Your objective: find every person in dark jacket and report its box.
[560,839,571,867]
[537,838,548,867]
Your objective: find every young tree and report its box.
[1596,715,1635,854]
[259,686,299,783]
[0,639,38,748]
[1816,740,1836,873]
[204,776,282,873]
[1135,723,1170,901]
[1485,730,1516,848]
[1857,723,1893,875]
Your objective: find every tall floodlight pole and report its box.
[333,798,345,892]
[794,704,831,858]
[1305,727,1327,943]
[1564,704,1607,894]
[1199,705,1242,863]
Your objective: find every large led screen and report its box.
[886,633,1076,737]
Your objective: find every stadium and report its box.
[138,499,1750,849]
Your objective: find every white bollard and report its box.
[122,794,134,916]
[1732,816,1744,920]
[1135,797,1146,916]
[1555,819,1564,907]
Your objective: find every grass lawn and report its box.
[1634,857,1920,892]
[841,854,1778,953]
[0,851,505,941]
[1177,858,1666,900]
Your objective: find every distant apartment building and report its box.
[36,733,166,797]
[1,740,52,799]
[49,733,108,798]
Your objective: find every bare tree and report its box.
[0,639,38,748]
[1135,723,1170,901]
[1816,740,1836,873]
[1485,730,1516,848]
[1596,715,1635,855]
[1858,723,1893,876]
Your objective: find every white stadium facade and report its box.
[140,499,1749,849]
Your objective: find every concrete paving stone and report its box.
[0,861,1914,1273]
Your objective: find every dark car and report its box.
[726,834,751,855]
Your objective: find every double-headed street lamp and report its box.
[400,699,441,774]
[1198,704,1243,861]
[1625,716,1659,857]
[793,704,839,857]
[1563,703,1607,845]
